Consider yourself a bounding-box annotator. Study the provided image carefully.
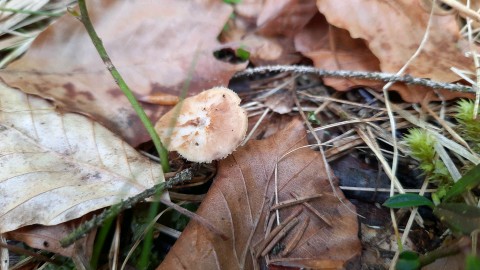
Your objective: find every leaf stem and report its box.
[75,0,170,172]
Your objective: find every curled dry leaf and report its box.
[256,0,318,37]
[0,0,246,146]
[314,0,475,101]
[158,119,360,270]
[0,83,164,233]
[5,217,96,258]
[223,0,316,65]
[155,87,248,163]
[295,13,383,91]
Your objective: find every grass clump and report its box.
[455,99,480,152]
[404,129,451,203]
[404,129,451,185]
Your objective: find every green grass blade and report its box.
[383,193,434,209]
[444,163,480,201]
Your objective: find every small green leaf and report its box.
[466,254,480,270]
[396,251,421,270]
[433,203,480,234]
[223,0,242,4]
[235,48,250,61]
[444,163,480,201]
[383,194,434,209]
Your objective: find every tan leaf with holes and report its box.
[157,119,360,270]
[0,83,164,233]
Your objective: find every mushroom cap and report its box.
[155,87,248,163]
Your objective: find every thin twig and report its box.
[386,4,436,267]
[234,66,474,93]
[439,0,480,23]
[255,208,302,258]
[60,168,192,247]
[260,218,299,257]
[279,217,309,257]
[290,192,332,227]
[465,0,480,119]
[72,1,170,172]
[159,198,228,240]
[270,194,323,211]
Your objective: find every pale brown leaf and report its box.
[5,217,96,258]
[314,0,474,102]
[256,0,318,37]
[223,0,316,65]
[157,119,360,270]
[316,0,471,81]
[0,83,164,233]
[294,13,382,91]
[0,0,246,146]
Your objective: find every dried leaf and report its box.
[157,119,360,270]
[224,0,315,65]
[315,0,474,101]
[4,217,96,258]
[0,0,246,146]
[235,0,266,18]
[256,0,318,37]
[294,13,382,91]
[0,83,164,233]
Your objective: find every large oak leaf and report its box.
[158,119,360,269]
[0,83,164,233]
[0,0,246,146]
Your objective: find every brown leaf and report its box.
[5,216,96,258]
[256,0,318,37]
[295,10,474,102]
[242,34,303,65]
[294,13,382,91]
[315,0,472,84]
[0,0,246,146]
[235,0,266,18]
[157,119,360,270]
[223,0,316,65]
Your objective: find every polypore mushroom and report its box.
[155,87,248,163]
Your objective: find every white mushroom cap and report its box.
[155,87,248,163]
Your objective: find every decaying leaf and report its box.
[315,0,474,101]
[158,119,360,270]
[4,216,96,258]
[0,83,164,233]
[294,13,382,91]
[256,0,318,37]
[0,0,246,146]
[316,0,472,81]
[223,0,315,65]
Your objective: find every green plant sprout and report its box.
[384,164,480,270]
[404,128,451,203]
[456,99,480,152]
[387,103,480,269]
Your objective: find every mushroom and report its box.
[155,87,248,163]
